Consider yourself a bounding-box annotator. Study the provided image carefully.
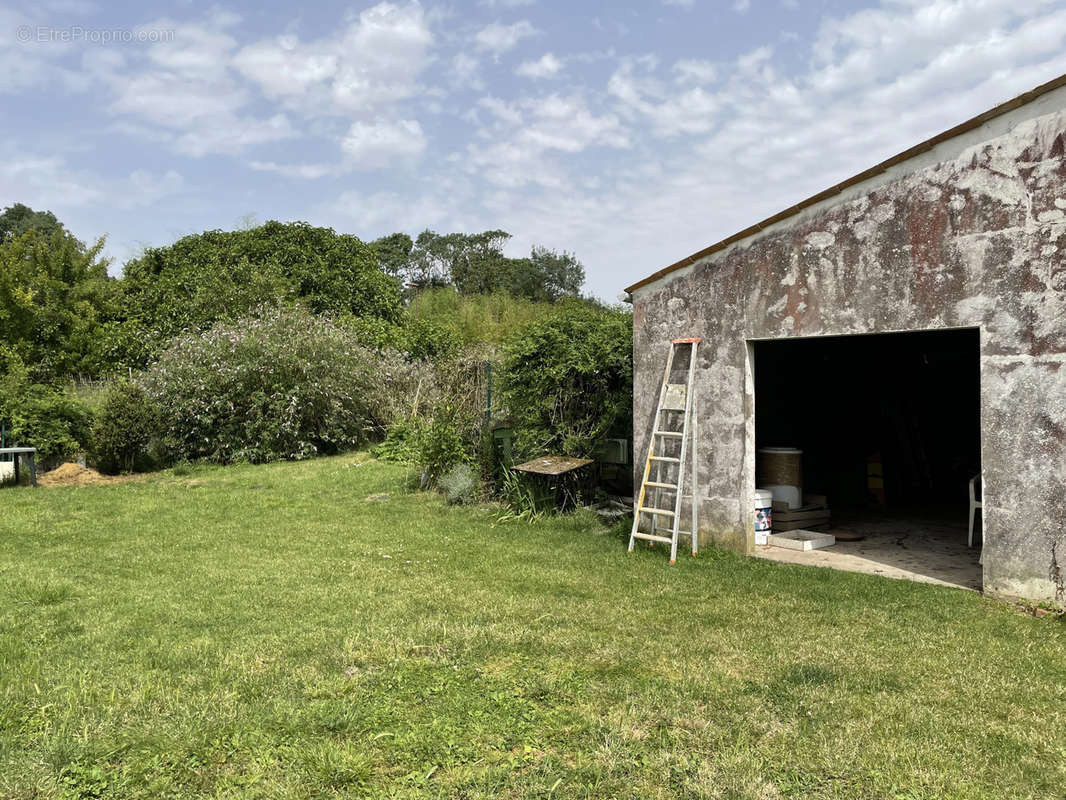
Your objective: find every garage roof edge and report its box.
[624,72,1066,295]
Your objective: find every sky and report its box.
[2,0,1066,300]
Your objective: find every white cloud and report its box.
[673,58,717,84]
[341,119,427,169]
[110,71,248,129]
[733,0,751,12]
[431,0,1066,300]
[516,52,563,79]
[474,20,538,56]
[0,149,183,213]
[233,2,433,113]
[662,0,695,6]
[173,114,297,157]
[464,94,629,188]
[248,161,335,179]
[451,52,483,89]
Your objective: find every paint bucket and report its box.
[754,489,773,545]
[757,447,803,509]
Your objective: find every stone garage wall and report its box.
[631,86,1066,603]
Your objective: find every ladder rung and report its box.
[654,430,683,437]
[638,506,675,517]
[650,456,679,463]
[632,533,673,544]
[645,481,678,489]
[655,527,695,538]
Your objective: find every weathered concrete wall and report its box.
[632,90,1066,603]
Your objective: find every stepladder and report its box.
[628,337,699,564]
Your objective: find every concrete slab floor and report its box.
[755,513,982,591]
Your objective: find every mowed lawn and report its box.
[0,457,1063,799]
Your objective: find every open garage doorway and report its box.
[751,328,983,590]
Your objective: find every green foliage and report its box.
[119,221,403,365]
[412,403,474,486]
[0,202,66,243]
[369,232,413,281]
[508,246,585,302]
[403,317,461,362]
[380,229,585,302]
[407,288,559,355]
[340,315,407,353]
[7,384,94,463]
[1,344,93,463]
[500,303,633,458]
[139,305,413,465]
[438,463,479,505]
[93,382,163,473]
[370,420,419,463]
[0,226,114,381]
[495,467,545,523]
[0,345,30,417]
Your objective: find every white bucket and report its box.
[754,488,773,545]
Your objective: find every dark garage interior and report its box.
[752,328,983,587]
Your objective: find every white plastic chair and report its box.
[968,475,982,548]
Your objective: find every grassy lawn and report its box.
[1,456,1063,799]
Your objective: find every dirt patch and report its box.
[38,463,131,487]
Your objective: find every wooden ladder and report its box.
[628,337,700,564]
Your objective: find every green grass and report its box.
[0,456,1063,799]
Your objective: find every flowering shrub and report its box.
[139,306,414,465]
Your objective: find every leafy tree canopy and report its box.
[384,229,585,302]
[117,221,403,364]
[500,302,632,458]
[0,203,68,244]
[0,214,114,380]
[370,232,414,281]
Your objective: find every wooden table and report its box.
[512,456,594,476]
[512,456,594,511]
[0,447,38,487]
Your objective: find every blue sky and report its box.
[2,0,1065,299]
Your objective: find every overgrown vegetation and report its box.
[1,456,1062,798]
[0,202,631,510]
[500,302,633,458]
[115,221,404,369]
[136,305,415,466]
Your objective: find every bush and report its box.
[500,303,632,458]
[412,403,474,487]
[439,463,479,505]
[93,382,162,473]
[139,305,413,465]
[118,221,403,366]
[370,420,419,463]
[7,384,94,464]
[403,318,460,362]
[407,288,559,355]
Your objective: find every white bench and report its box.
[0,447,38,487]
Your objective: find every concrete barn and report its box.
[626,74,1066,603]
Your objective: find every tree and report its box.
[404,229,513,294]
[442,230,513,296]
[500,302,632,458]
[0,203,67,244]
[508,246,585,302]
[370,232,413,281]
[0,226,114,380]
[117,221,403,365]
[372,229,586,302]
